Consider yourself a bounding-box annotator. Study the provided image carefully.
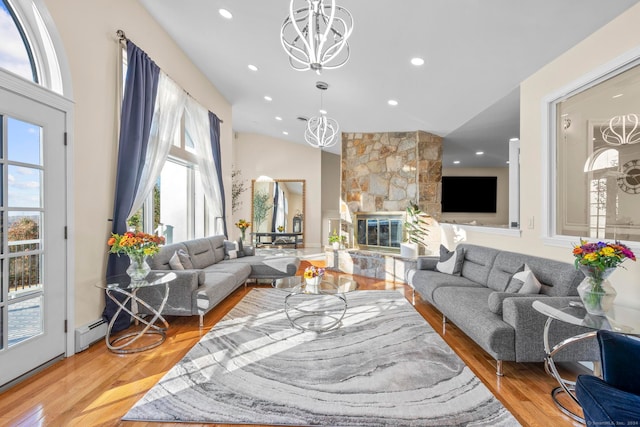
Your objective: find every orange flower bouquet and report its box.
[107,231,165,258]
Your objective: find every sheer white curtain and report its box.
[184,97,224,235]
[129,72,187,218]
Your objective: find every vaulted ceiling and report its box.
[139,0,638,167]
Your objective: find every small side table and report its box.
[97,272,176,354]
[532,300,640,423]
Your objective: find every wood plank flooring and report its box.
[0,265,586,426]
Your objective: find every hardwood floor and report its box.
[0,264,586,426]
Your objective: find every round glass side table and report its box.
[532,300,640,423]
[96,272,176,354]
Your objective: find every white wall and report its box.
[233,132,323,248]
[44,0,232,327]
[463,3,640,310]
[441,167,509,226]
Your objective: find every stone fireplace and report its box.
[331,130,443,279]
[341,130,443,223]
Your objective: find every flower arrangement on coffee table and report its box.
[303,265,325,280]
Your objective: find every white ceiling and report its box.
[139,0,638,167]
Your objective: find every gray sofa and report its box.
[140,235,300,326]
[409,243,598,376]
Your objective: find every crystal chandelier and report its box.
[305,81,340,148]
[600,114,640,145]
[280,0,354,74]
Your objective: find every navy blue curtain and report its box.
[103,41,160,331]
[271,182,280,232]
[209,111,227,238]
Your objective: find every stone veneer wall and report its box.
[341,131,442,219]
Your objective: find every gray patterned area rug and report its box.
[124,289,520,426]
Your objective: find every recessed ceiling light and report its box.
[218,8,233,19]
[509,137,519,142]
[476,151,484,155]
[248,64,258,71]
[283,131,289,135]
[453,160,460,164]
[506,161,510,164]
[264,95,272,101]
[275,116,282,121]
[319,109,327,115]
[612,93,624,98]
[410,57,425,66]
[388,99,398,106]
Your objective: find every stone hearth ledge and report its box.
[325,248,417,283]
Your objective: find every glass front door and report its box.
[0,86,67,387]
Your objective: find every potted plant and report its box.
[252,189,272,233]
[328,230,344,250]
[401,201,429,258]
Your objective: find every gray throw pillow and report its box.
[505,264,526,292]
[435,245,465,275]
[508,264,542,294]
[169,251,184,270]
[223,240,239,260]
[177,248,194,269]
[237,237,245,257]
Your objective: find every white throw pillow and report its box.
[435,245,465,276]
[169,251,184,270]
[515,264,542,294]
[228,249,238,259]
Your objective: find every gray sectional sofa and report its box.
[409,243,598,376]
[140,235,300,326]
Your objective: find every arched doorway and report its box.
[0,0,72,388]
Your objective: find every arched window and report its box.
[0,0,68,95]
[0,0,37,81]
[585,148,619,172]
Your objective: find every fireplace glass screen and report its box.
[356,214,402,250]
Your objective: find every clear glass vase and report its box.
[577,266,617,316]
[126,253,151,281]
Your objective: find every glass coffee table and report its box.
[97,272,176,354]
[532,300,640,423]
[273,274,358,332]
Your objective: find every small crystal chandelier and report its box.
[600,114,640,145]
[305,81,340,148]
[280,0,354,74]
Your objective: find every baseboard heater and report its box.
[75,318,108,353]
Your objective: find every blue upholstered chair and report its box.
[575,330,640,424]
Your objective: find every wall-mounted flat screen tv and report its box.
[441,176,497,213]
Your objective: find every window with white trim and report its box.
[553,61,640,243]
[129,116,210,243]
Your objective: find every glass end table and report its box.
[532,300,640,423]
[273,274,358,332]
[96,272,176,354]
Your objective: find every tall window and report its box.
[129,116,209,243]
